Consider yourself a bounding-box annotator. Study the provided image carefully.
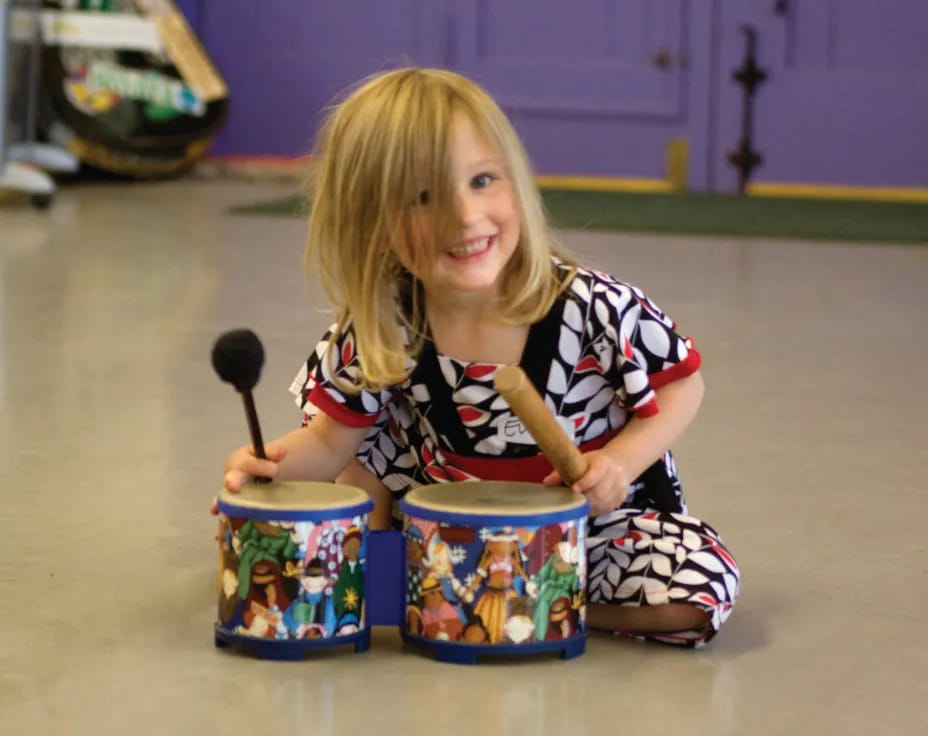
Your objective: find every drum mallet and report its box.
[211,328,271,483]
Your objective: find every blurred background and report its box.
[3,0,927,204]
[188,0,928,196]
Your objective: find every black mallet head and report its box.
[211,328,265,393]
[212,329,270,478]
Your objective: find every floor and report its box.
[1,179,925,735]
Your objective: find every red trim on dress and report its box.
[649,347,701,390]
[441,428,623,484]
[307,385,380,428]
[633,398,660,418]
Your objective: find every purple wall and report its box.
[181,0,928,191]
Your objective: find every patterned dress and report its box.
[290,263,740,647]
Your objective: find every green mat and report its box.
[231,189,928,244]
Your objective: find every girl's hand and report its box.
[542,450,629,516]
[223,443,289,492]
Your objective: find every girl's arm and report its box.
[603,370,705,483]
[223,412,371,491]
[544,370,705,515]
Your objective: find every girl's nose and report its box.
[455,191,480,226]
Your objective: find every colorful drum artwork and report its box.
[214,481,374,660]
[400,482,589,664]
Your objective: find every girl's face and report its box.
[401,114,521,300]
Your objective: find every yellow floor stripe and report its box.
[536,176,673,193]
[536,176,928,204]
[747,182,928,204]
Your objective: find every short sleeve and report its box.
[587,275,701,418]
[289,323,392,427]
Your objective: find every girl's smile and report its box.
[445,234,496,260]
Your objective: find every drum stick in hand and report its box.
[211,328,271,484]
[494,365,588,487]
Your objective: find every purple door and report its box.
[450,0,694,180]
[714,0,928,189]
[196,0,706,185]
[183,0,928,191]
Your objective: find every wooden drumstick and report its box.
[494,365,588,486]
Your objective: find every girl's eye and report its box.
[471,173,494,189]
[417,190,430,206]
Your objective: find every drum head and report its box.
[401,482,587,526]
[217,481,373,521]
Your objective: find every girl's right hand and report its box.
[223,443,289,492]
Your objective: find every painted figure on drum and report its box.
[502,597,536,644]
[333,526,365,628]
[420,576,465,641]
[462,615,490,644]
[216,515,369,641]
[424,538,470,625]
[240,560,290,639]
[465,528,533,644]
[545,597,580,641]
[405,525,426,633]
[234,520,299,600]
[282,557,337,638]
[401,518,585,646]
[532,530,583,640]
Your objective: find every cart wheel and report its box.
[31,193,53,209]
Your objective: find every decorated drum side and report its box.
[215,481,374,660]
[400,482,589,664]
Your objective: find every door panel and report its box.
[450,0,694,179]
[453,0,683,118]
[715,0,928,190]
[189,0,927,191]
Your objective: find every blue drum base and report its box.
[402,632,586,665]
[214,625,370,660]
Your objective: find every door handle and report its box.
[653,49,689,69]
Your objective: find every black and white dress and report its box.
[291,263,739,646]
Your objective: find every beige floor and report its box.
[1,179,925,735]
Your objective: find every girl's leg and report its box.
[586,509,740,647]
[337,460,393,530]
[587,602,708,634]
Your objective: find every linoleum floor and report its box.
[1,180,925,735]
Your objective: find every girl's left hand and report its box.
[542,450,630,516]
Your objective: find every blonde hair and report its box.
[306,67,574,390]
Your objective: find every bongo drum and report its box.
[214,481,374,660]
[400,482,589,664]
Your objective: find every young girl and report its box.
[223,67,739,647]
